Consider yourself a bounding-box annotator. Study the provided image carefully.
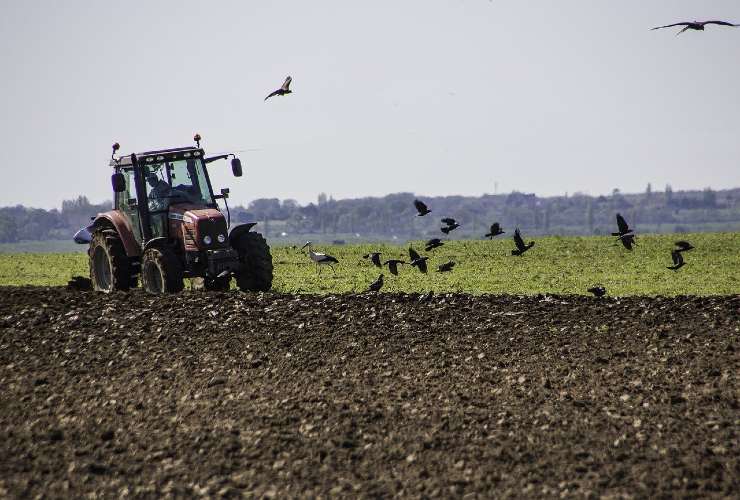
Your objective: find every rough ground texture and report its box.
[0,287,738,498]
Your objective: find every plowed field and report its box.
[1,288,738,497]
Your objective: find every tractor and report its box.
[74,135,273,293]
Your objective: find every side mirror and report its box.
[112,173,126,193]
[220,188,230,199]
[231,158,243,177]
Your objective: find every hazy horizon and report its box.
[2,1,739,210]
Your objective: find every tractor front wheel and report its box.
[233,232,273,292]
[141,247,184,294]
[89,231,134,292]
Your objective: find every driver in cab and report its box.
[146,174,171,211]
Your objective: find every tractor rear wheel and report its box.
[89,231,133,292]
[141,247,184,294]
[233,232,273,292]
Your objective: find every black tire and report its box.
[233,232,273,292]
[204,277,231,291]
[141,247,184,294]
[89,231,133,292]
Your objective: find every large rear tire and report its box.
[89,231,133,292]
[233,232,273,292]
[141,247,184,294]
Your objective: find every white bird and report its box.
[301,241,339,274]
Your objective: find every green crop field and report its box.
[0,233,738,295]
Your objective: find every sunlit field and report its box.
[0,233,738,295]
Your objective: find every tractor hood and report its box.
[169,204,228,250]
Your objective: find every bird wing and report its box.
[417,259,428,273]
[674,241,691,251]
[620,235,634,250]
[441,226,451,234]
[264,90,280,101]
[702,20,739,27]
[513,228,525,251]
[281,76,292,91]
[409,247,421,261]
[651,22,692,30]
[414,199,428,214]
[671,250,683,266]
[441,218,456,225]
[616,213,629,234]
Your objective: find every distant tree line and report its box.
[1,186,739,244]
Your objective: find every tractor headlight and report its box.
[203,235,212,245]
[217,234,226,243]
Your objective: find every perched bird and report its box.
[674,241,694,252]
[414,199,431,216]
[363,252,382,268]
[485,222,504,239]
[667,250,685,271]
[264,76,293,101]
[612,213,633,237]
[408,247,429,273]
[652,20,739,35]
[511,228,535,256]
[383,259,406,276]
[437,261,456,273]
[368,274,384,292]
[301,241,339,274]
[587,285,607,298]
[618,233,636,251]
[441,218,461,234]
[425,238,444,251]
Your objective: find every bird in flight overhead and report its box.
[425,238,444,251]
[265,76,293,101]
[511,228,535,256]
[363,252,382,268]
[485,222,504,239]
[414,199,431,216]
[408,247,429,273]
[383,259,406,276]
[440,218,461,234]
[612,213,633,238]
[651,20,739,35]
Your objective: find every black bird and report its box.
[264,76,293,101]
[437,261,456,273]
[612,213,633,237]
[511,228,535,256]
[368,274,384,292]
[652,20,739,35]
[674,241,694,252]
[425,238,444,251]
[667,250,685,271]
[363,252,382,268]
[408,247,429,273]
[618,233,636,251]
[441,220,461,234]
[383,259,406,276]
[414,199,431,216]
[485,222,505,239]
[587,285,607,298]
[441,218,456,226]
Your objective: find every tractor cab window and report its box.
[167,159,214,206]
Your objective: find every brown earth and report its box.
[0,287,738,498]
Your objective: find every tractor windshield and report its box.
[145,159,214,208]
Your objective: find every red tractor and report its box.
[74,135,273,293]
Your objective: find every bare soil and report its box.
[0,287,738,498]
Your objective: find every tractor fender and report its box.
[228,222,258,245]
[92,211,142,257]
[142,237,171,253]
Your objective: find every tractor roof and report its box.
[110,146,205,168]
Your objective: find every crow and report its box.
[667,250,685,271]
[425,238,444,251]
[652,20,739,35]
[587,285,607,298]
[618,233,636,251]
[265,76,293,101]
[408,247,429,273]
[674,241,694,252]
[363,252,382,268]
[485,222,504,239]
[383,259,406,276]
[612,213,633,237]
[441,218,456,226]
[414,199,431,216]
[511,228,535,256]
[437,261,456,273]
[368,274,384,292]
[441,221,461,234]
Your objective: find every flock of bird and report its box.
[300,198,695,296]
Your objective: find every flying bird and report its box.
[485,222,504,239]
[652,20,739,35]
[441,218,456,226]
[612,213,633,237]
[408,247,429,273]
[425,238,444,251]
[674,241,694,252]
[587,285,607,298]
[441,218,461,234]
[368,274,384,292]
[363,252,382,268]
[511,228,535,256]
[414,199,431,216]
[383,259,406,276]
[301,241,339,274]
[667,250,686,271]
[437,261,456,273]
[264,76,293,101]
[618,233,636,251]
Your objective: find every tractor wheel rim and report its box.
[93,246,112,290]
